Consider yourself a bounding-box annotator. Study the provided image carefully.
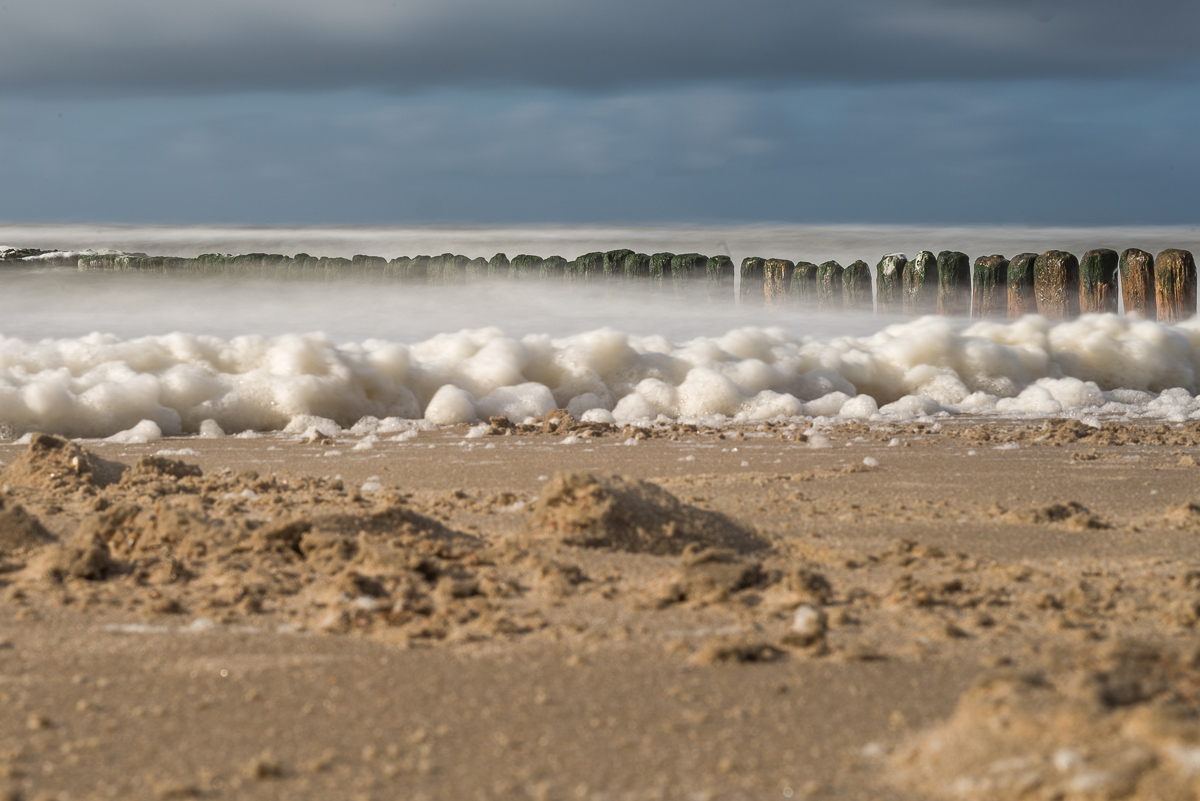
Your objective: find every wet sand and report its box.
[3,418,1200,800]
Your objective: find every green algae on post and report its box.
[971,255,1009,318]
[1118,248,1156,320]
[624,252,651,282]
[1034,251,1081,319]
[570,252,604,283]
[817,260,844,313]
[465,257,489,282]
[843,260,872,312]
[902,251,937,315]
[604,250,634,284]
[488,253,509,280]
[705,255,734,299]
[936,251,970,316]
[1079,248,1118,314]
[650,252,676,290]
[509,254,543,281]
[1155,248,1197,322]
[1007,253,1037,318]
[763,259,794,306]
[875,253,906,315]
[740,257,765,301]
[790,261,818,310]
[540,256,567,280]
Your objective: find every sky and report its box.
[0,0,1197,226]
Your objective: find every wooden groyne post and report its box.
[817,260,843,313]
[1118,248,1155,320]
[875,253,906,315]
[843,260,872,312]
[740,257,765,302]
[791,261,818,310]
[1007,253,1037,318]
[1079,248,1118,314]
[971,255,1009,318]
[764,259,794,306]
[902,251,937,315]
[936,251,970,316]
[1155,249,1197,322]
[1034,250,1080,319]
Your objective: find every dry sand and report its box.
[3,417,1200,800]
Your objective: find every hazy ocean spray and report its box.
[2,224,1200,440]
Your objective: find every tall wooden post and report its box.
[1118,248,1156,320]
[1034,251,1080,319]
[902,251,937,315]
[764,259,794,306]
[1155,249,1197,322]
[817,261,843,313]
[1079,248,1118,314]
[936,251,970,316]
[791,262,818,310]
[971,255,1009,318]
[843,260,872,312]
[875,253,906,315]
[1007,253,1037,318]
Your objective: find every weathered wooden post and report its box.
[971,255,1009,318]
[764,259,794,306]
[671,253,707,295]
[902,251,937,315]
[843,259,872,312]
[705,255,734,300]
[1118,248,1156,320]
[604,249,634,285]
[650,252,676,291]
[442,254,470,284]
[465,257,489,282]
[1078,248,1118,314]
[740,257,765,302]
[1155,249,1197,322]
[936,251,970,315]
[817,260,843,313]
[625,252,651,283]
[1034,250,1080,319]
[875,253,906,315]
[1006,253,1037,318]
[488,253,509,280]
[570,251,604,283]
[541,256,567,280]
[510,254,543,280]
[790,261,818,310]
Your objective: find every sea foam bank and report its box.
[1,314,1199,441]
[3,224,1200,440]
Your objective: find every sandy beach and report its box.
[2,417,1200,800]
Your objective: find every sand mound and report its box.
[0,433,125,490]
[892,640,1200,800]
[524,472,766,555]
[0,496,53,555]
[1003,501,1110,530]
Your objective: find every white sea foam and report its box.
[0,314,1198,438]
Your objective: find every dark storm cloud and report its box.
[1,0,1197,95]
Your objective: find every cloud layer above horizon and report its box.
[0,0,1196,225]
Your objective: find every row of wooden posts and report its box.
[69,245,1197,320]
[743,248,1198,322]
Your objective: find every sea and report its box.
[2,223,1200,440]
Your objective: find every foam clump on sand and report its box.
[0,315,1199,437]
